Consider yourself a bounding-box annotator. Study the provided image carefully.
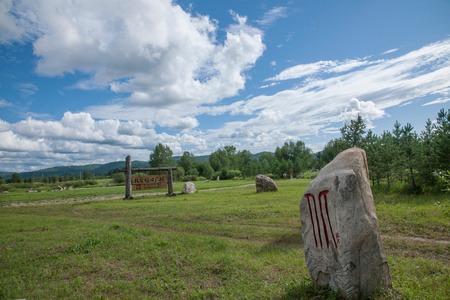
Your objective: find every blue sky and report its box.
[0,0,449,172]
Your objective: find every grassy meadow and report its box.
[0,179,449,299]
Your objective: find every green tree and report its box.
[258,152,277,175]
[209,148,230,172]
[10,172,22,183]
[238,150,253,178]
[364,130,382,186]
[340,114,366,148]
[434,108,450,171]
[149,143,174,167]
[400,123,419,191]
[178,151,197,172]
[417,119,438,185]
[392,120,404,181]
[83,171,93,180]
[274,141,313,174]
[317,138,348,168]
[378,131,396,188]
[202,162,214,180]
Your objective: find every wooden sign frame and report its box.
[119,155,177,199]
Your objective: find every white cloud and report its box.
[17,83,39,97]
[381,48,399,55]
[0,98,12,108]
[2,0,265,108]
[256,7,288,27]
[266,58,373,81]
[199,38,450,153]
[0,0,28,42]
[422,97,450,106]
[0,111,210,171]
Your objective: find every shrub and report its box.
[181,175,197,181]
[113,172,126,184]
[186,168,199,176]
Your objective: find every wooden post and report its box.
[125,155,133,199]
[167,168,175,196]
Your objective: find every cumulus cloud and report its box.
[2,0,264,108]
[0,111,210,171]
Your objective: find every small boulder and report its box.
[181,182,196,194]
[255,174,278,192]
[1,191,9,194]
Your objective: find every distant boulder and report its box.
[181,182,196,194]
[255,175,278,193]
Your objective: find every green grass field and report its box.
[0,179,449,299]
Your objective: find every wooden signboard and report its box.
[132,175,167,191]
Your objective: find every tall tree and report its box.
[417,119,437,185]
[149,143,174,167]
[434,108,450,171]
[10,172,22,184]
[340,115,366,148]
[178,151,197,173]
[379,131,396,188]
[209,148,230,172]
[364,130,382,186]
[400,123,419,191]
[319,138,348,167]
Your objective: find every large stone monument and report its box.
[300,148,391,298]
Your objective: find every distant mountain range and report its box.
[0,153,263,179]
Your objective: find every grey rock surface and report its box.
[181,182,196,194]
[255,174,278,192]
[300,147,391,298]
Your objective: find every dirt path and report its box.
[2,184,256,207]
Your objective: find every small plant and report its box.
[282,279,343,299]
[65,237,102,254]
[434,170,450,192]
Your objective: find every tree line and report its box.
[149,108,449,193]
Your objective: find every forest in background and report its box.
[2,108,449,194]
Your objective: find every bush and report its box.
[186,168,199,176]
[265,173,277,179]
[435,170,450,193]
[113,172,126,184]
[181,175,197,181]
[174,167,185,181]
[227,170,241,179]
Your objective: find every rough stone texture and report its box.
[255,175,278,192]
[181,182,196,194]
[300,148,391,299]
